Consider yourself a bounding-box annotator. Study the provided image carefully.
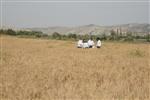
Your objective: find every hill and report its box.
[26,23,150,36]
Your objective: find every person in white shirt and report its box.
[96,37,101,48]
[88,38,95,48]
[83,39,89,48]
[77,39,83,48]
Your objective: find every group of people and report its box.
[77,38,101,48]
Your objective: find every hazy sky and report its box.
[0,0,149,28]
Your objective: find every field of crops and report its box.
[0,35,150,100]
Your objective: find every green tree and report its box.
[124,32,134,41]
[7,29,16,35]
[100,34,107,40]
[68,33,77,40]
[0,29,5,34]
[110,29,116,40]
[52,32,61,39]
[146,33,150,42]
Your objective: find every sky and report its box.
[0,0,149,28]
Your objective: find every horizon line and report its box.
[1,23,150,29]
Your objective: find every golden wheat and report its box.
[0,35,150,100]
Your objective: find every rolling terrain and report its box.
[26,23,150,35]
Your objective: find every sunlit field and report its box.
[0,35,150,100]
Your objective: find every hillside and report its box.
[26,23,150,35]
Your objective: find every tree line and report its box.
[0,29,150,42]
[0,29,48,37]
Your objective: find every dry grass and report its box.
[0,36,150,100]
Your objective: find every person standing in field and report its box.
[88,38,95,48]
[96,37,101,48]
[83,39,89,48]
[77,39,83,48]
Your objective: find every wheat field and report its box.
[0,35,150,100]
